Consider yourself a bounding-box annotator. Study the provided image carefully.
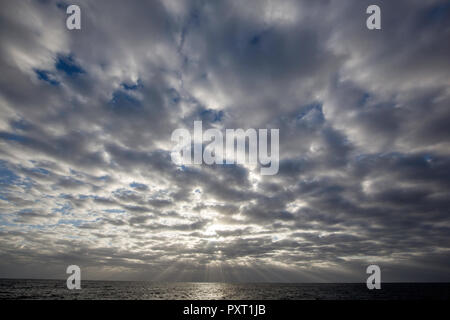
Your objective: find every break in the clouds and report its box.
[0,0,450,282]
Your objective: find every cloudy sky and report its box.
[0,0,450,282]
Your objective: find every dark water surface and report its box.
[0,279,448,300]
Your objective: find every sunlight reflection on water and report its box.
[0,279,449,300]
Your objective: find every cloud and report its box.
[0,0,449,282]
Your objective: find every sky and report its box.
[0,0,450,282]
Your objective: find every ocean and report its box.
[0,279,449,300]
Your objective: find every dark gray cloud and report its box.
[0,0,449,282]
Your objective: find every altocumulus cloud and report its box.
[0,0,450,282]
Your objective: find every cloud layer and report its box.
[0,0,449,282]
